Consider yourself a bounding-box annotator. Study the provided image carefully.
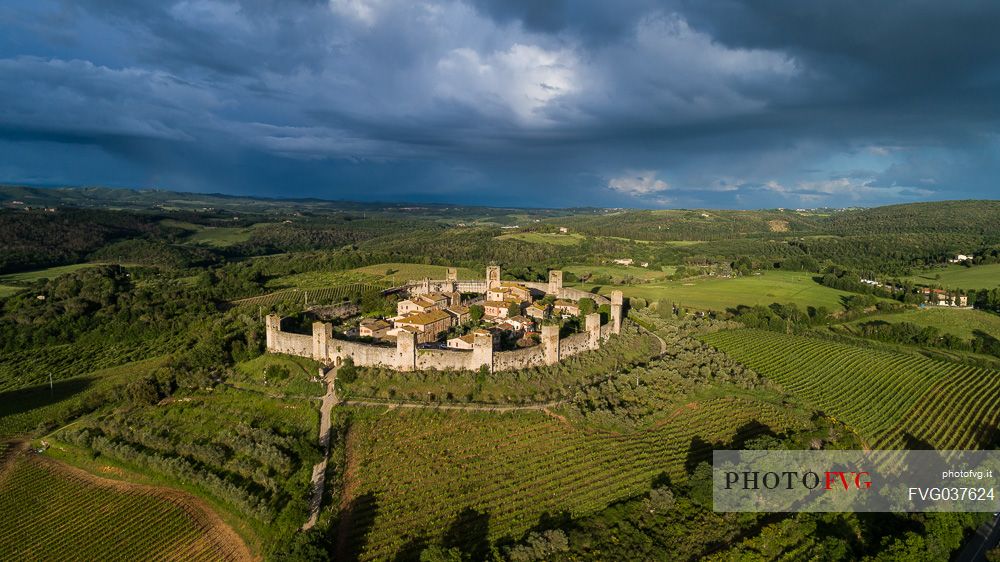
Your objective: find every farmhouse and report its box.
[920,288,969,307]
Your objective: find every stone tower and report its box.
[486,265,501,290]
[548,270,563,296]
[265,314,282,350]
[585,312,601,350]
[611,290,624,334]
[447,267,458,282]
[541,324,560,365]
[312,321,331,361]
[472,330,494,372]
[396,329,417,371]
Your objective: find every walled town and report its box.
[265,266,624,372]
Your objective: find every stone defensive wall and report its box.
[266,268,625,372]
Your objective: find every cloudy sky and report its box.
[1,1,999,208]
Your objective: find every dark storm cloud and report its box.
[0,0,997,207]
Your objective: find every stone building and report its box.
[359,318,391,339]
[391,309,453,343]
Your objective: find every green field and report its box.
[0,262,147,296]
[162,219,271,247]
[900,263,1000,290]
[232,353,324,396]
[340,397,810,560]
[495,232,585,245]
[604,270,857,312]
[0,357,168,439]
[845,307,1000,339]
[702,329,1000,448]
[0,456,243,560]
[563,264,672,283]
[0,262,102,283]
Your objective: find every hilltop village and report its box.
[358,267,594,350]
[265,266,624,372]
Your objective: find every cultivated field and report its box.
[900,263,1000,290]
[338,398,810,560]
[231,282,389,309]
[0,453,250,561]
[604,270,856,312]
[702,329,1000,447]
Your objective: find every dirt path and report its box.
[303,366,338,531]
[0,440,27,488]
[29,452,256,561]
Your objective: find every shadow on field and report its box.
[390,507,492,562]
[336,492,378,562]
[972,422,1000,449]
[901,432,934,450]
[0,377,93,419]
[443,507,491,562]
[685,421,778,474]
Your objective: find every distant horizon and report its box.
[2,182,995,213]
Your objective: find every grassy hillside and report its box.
[0,357,169,440]
[602,270,855,312]
[899,263,1000,290]
[844,307,1000,340]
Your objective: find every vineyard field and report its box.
[231,282,389,309]
[0,455,249,561]
[875,364,1000,450]
[701,329,1000,447]
[337,397,811,560]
